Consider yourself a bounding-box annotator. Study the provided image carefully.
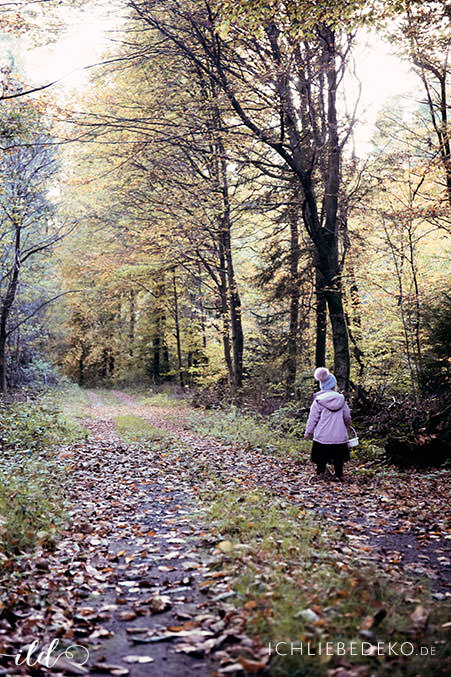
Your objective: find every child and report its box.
[304,367,352,481]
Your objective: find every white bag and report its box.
[347,427,359,448]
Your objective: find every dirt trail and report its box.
[65,394,231,676]
[8,392,229,677]
[2,389,448,677]
[110,390,451,595]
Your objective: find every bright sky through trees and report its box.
[2,1,418,154]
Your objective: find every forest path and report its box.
[6,389,446,676]
[107,389,451,596]
[55,390,235,676]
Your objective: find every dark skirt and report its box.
[311,441,350,464]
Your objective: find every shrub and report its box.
[0,451,66,555]
[0,401,84,452]
[0,394,83,561]
[420,291,451,392]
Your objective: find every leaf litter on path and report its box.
[0,388,449,677]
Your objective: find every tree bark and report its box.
[286,199,301,392]
[77,349,85,387]
[218,238,234,386]
[215,112,244,390]
[172,267,184,386]
[129,289,136,357]
[315,270,327,368]
[320,27,350,391]
[221,201,244,390]
[0,330,7,394]
[152,334,161,379]
[324,287,350,391]
[197,265,207,353]
[267,22,350,390]
[0,224,21,393]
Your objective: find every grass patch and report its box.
[186,405,310,458]
[114,414,172,443]
[94,389,123,406]
[141,392,185,408]
[202,486,449,676]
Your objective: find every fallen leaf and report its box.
[410,605,430,630]
[240,656,268,672]
[218,540,234,553]
[148,595,171,613]
[123,655,154,663]
[94,664,130,675]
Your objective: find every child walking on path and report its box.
[304,367,352,480]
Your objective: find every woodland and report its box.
[0,1,450,676]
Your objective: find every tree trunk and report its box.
[78,344,89,387]
[0,329,7,394]
[286,199,301,393]
[101,348,108,379]
[217,131,244,390]
[324,287,350,392]
[162,343,170,375]
[200,70,244,392]
[129,289,135,357]
[0,224,21,393]
[267,23,350,391]
[223,217,243,390]
[315,270,327,368]
[218,239,234,386]
[78,355,84,387]
[108,351,115,377]
[407,224,423,384]
[321,28,350,391]
[197,266,207,352]
[152,335,161,379]
[172,268,184,386]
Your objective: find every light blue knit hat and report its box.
[314,367,337,390]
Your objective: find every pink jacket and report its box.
[304,391,351,444]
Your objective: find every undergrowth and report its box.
[141,392,185,408]
[0,385,86,562]
[186,400,386,467]
[0,450,67,556]
[202,486,450,676]
[0,393,86,453]
[186,405,311,458]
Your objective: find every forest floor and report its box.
[0,389,450,676]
